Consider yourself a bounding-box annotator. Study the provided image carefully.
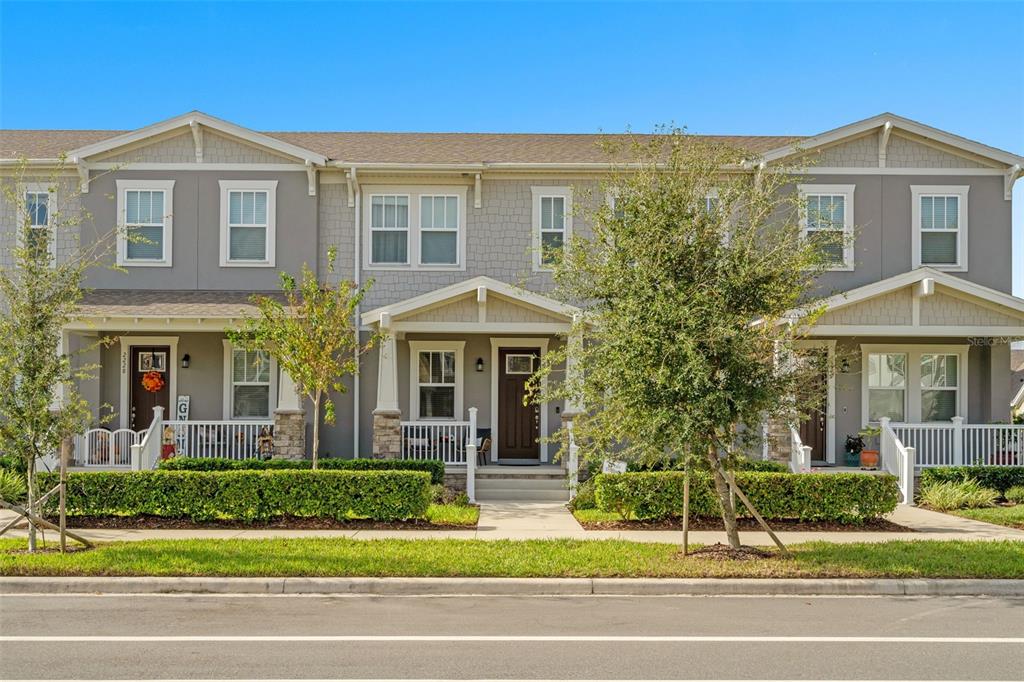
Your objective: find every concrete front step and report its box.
[476,478,566,492]
[476,489,570,502]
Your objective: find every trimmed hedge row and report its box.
[39,469,432,522]
[157,456,446,485]
[920,466,1024,495]
[626,458,789,474]
[595,471,899,524]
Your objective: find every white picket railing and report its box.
[130,406,165,471]
[891,417,1024,468]
[165,420,273,461]
[74,428,142,467]
[400,421,471,465]
[789,426,812,473]
[879,417,916,505]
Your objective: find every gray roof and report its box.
[76,290,285,318]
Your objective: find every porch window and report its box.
[25,189,52,260]
[920,354,959,422]
[231,349,272,418]
[912,186,968,271]
[419,195,458,265]
[867,352,906,422]
[418,350,456,419]
[370,194,409,264]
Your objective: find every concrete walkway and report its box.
[2,503,1022,544]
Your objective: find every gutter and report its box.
[349,167,361,457]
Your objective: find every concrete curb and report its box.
[2,576,1023,597]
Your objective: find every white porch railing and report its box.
[74,428,142,467]
[400,420,471,465]
[130,406,165,471]
[890,417,1024,468]
[880,417,916,505]
[567,420,580,500]
[789,426,812,473]
[165,420,273,460]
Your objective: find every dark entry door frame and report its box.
[794,340,836,464]
[489,338,550,464]
[118,336,179,430]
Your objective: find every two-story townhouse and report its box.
[2,111,1022,497]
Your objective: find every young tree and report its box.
[227,249,382,468]
[533,131,835,550]
[0,160,112,551]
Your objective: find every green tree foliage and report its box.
[227,249,383,468]
[532,131,838,548]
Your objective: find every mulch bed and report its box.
[681,543,776,561]
[47,515,476,531]
[578,517,911,532]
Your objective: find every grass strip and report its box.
[951,506,1024,530]
[1,538,1022,579]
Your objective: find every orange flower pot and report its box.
[860,449,879,469]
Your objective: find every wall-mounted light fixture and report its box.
[181,353,191,369]
[475,357,484,372]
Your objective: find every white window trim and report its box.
[532,186,573,272]
[221,340,279,420]
[798,184,855,272]
[218,180,278,267]
[860,344,968,426]
[911,185,969,272]
[115,180,174,267]
[362,185,468,271]
[22,182,56,262]
[408,340,465,422]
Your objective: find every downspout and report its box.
[350,167,361,456]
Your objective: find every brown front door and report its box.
[798,354,828,462]
[130,346,171,430]
[498,348,541,460]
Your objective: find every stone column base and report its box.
[372,409,402,460]
[273,409,306,460]
[764,418,792,463]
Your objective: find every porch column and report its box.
[561,314,584,462]
[272,368,306,460]
[988,341,1011,422]
[50,329,70,409]
[373,313,401,459]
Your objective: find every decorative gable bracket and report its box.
[189,120,204,163]
[1006,164,1022,201]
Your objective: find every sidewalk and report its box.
[3,502,1023,544]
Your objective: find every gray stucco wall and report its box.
[80,169,318,290]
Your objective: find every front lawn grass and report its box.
[951,505,1024,530]
[425,503,478,527]
[1,538,1022,579]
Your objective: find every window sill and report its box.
[917,263,967,272]
[220,261,276,268]
[119,260,172,268]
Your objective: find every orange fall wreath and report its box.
[141,371,165,393]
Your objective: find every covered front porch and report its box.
[360,277,583,479]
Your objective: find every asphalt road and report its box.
[2,592,1024,680]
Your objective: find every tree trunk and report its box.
[26,455,36,552]
[311,393,320,470]
[704,446,741,549]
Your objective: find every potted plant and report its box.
[858,425,881,469]
[843,434,864,467]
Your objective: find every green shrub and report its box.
[1004,486,1024,504]
[920,467,1024,495]
[0,469,27,503]
[735,460,790,473]
[594,471,899,524]
[158,457,446,485]
[569,477,597,511]
[0,454,21,474]
[38,469,432,522]
[919,479,999,511]
[626,458,788,474]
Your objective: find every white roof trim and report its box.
[791,268,1024,325]
[758,112,1024,168]
[360,276,580,325]
[68,110,327,165]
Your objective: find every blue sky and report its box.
[2,1,1022,286]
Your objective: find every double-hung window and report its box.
[799,184,854,271]
[24,186,53,261]
[532,187,572,271]
[419,195,459,265]
[116,180,174,266]
[912,186,968,270]
[370,194,410,265]
[408,341,465,421]
[364,187,466,269]
[219,181,277,266]
[863,345,966,424]
[223,342,277,420]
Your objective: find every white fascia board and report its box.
[758,112,1024,169]
[360,275,580,325]
[68,110,327,165]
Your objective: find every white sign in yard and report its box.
[175,395,190,421]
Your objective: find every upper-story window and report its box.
[799,184,854,271]
[912,185,968,271]
[532,186,572,271]
[219,180,277,267]
[24,185,53,261]
[116,179,174,267]
[364,186,467,270]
